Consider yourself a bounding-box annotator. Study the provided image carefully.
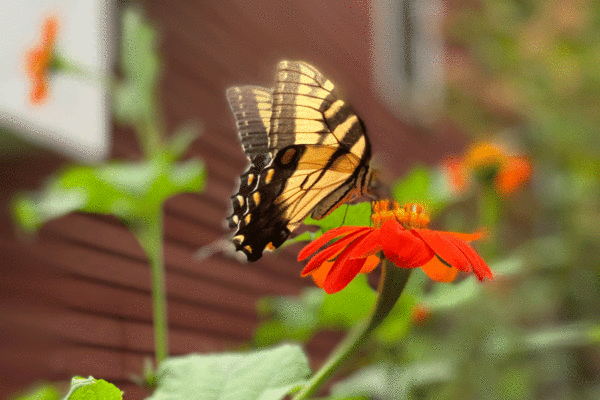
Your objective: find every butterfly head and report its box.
[363,167,388,200]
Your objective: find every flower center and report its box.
[372,200,430,230]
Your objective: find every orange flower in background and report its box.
[25,16,59,105]
[298,200,492,294]
[495,156,533,196]
[444,141,532,197]
[411,304,431,325]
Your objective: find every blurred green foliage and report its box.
[254,274,416,348]
[447,0,600,172]
[10,6,206,392]
[253,2,600,398]
[9,383,61,400]
[12,139,205,235]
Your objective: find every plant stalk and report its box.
[293,263,412,399]
[138,209,169,365]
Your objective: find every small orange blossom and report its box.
[298,200,492,294]
[444,141,532,196]
[411,304,431,325]
[25,15,59,105]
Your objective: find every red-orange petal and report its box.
[301,240,345,277]
[308,260,334,288]
[359,255,380,274]
[324,258,366,294]
[30,81,48,104]
[413,229,471,273]
[381,220,434,269]
[443,229,486,242]
[442,234,493,281]
[323,230,374,293]
[42,16,59,45]
[298,226,368,261]
[300,228,368,276]
[420,256,459,282]
[347,228,382,259]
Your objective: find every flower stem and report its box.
[293,263,412,399]
[150,211,168,364]
[136,210,169,365]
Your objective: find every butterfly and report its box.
[225,60,376,261]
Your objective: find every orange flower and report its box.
[444,156,469,193]
[410,304,431,325]
[495,156,533,196]
[298,200,492,294]
[464,142,507,170]
[444,141,532,196]
[25,16,59,104]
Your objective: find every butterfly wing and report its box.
[225,86,273,229]
[231,61,372,261]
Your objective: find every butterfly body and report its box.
[226,61,375,261]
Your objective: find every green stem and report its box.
[477,185,500,257]
[136,94,164,158]
[137,209,169,365]
[293,263,412,400]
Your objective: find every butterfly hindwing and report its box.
[226,153,270,229]
[225,86,274,229]
[228,61,373,261]
[225,86,273,158]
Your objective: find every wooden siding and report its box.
[1,1,464,398]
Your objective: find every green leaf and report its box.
[167,122,202,161]
[282,231,318,248]
[320,275,377,327]
[11,153,206,233]
[113,82,148,125]
[285,202,372,247]
[305,202,372,232]
[114,8,161,126]
[253,289,326,346]
[10,383,61,400]
[63,376,122,400]
[148,344,311,400]
[331,361,452,400]
[253,275,378,346]
[421,277,482,310]
[392,167,450,216]
[120,8,160,86]
[253,319,314,347]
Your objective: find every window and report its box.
[371,0,445,125]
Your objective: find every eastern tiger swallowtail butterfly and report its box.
[225,60,376,261]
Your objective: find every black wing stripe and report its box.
[273,93,334,108]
